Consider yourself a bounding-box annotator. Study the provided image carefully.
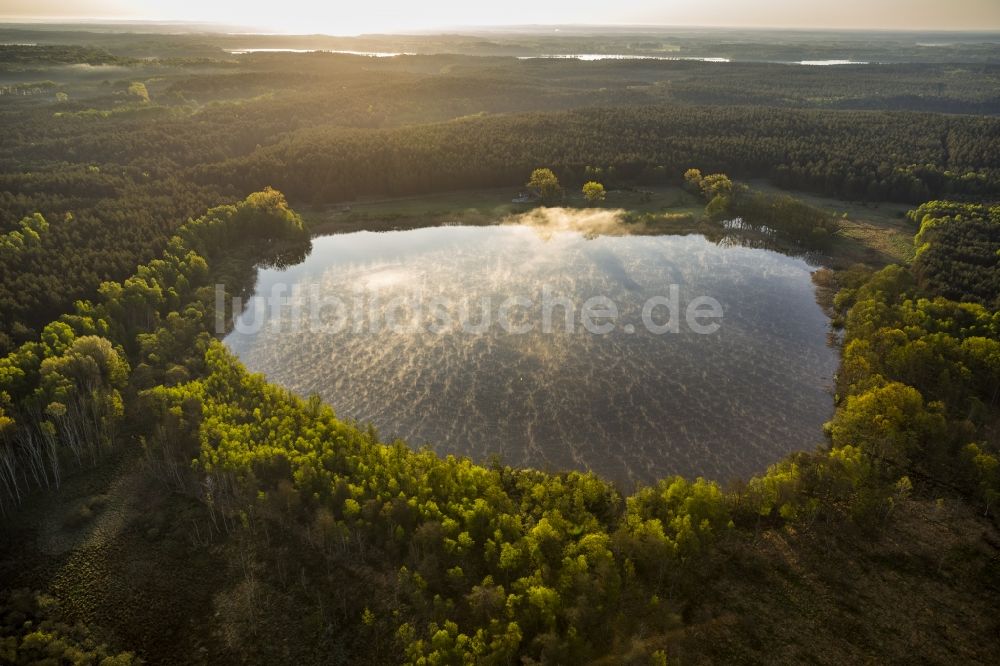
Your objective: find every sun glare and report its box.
[5,0,1000,32]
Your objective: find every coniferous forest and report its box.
[1,22,999,666]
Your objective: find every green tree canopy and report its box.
[582,181,606,203]
[527,168,562,201]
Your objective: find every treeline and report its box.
[201,105,1000,206]
[0,173,225,355]
[0,189,308,513]
[0,44,135,67]
[832,266,1000,509]
[683,169,839,247]
[909,200,1000,308]
[140,344,732,663]
[659,62,1000,114]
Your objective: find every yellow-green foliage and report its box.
[0,214,48,258]
[908,200,998,251]
[828,382,947,467]
[828,238,1000,515]
[0,190,309,512]
[139,341,729,662]
[907,200,1000,306]
[582,181,606,202]
[526,168,561,200]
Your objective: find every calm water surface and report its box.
[225,223,838,487]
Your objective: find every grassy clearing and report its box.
[300,186,706,234]
[300,182,915,271]
[301,188,523,234]
[749,180,916,267]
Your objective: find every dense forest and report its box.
[206,104,1000,203]
[1,26,1000,664]
[909,201,1000,307]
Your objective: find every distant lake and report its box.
[516,54,732,62]
[223,51,873,65]
[225,222,838,487]
[796,59,869,65]
[227,48,414,56]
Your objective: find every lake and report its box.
[225,216,838,487]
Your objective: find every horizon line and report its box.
[2,18,1000,36]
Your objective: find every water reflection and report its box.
[225,221,838,488]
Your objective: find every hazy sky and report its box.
[3,0,1000,34]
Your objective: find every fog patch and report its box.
[504,206,638,239]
